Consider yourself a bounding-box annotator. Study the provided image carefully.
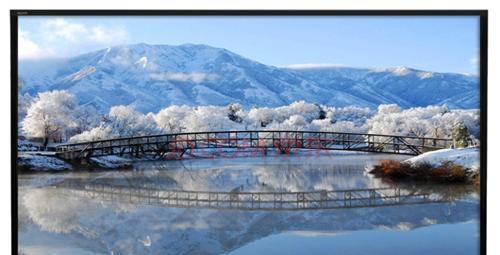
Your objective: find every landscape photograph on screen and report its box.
[16,15,481,254]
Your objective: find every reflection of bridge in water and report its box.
[56,181,450,211]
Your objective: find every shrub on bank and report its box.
[369,159,473,183]
[471,172,481,188]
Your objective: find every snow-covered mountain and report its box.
[18,43,479,113]
[288,66,479,109]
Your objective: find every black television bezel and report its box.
[10,10,488,255]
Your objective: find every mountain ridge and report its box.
[19,43,479,112]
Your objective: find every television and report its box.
[11,10,487,255]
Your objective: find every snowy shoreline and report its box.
[17,154,133,172]
[17,147,480,173]
[404,147,480,173]
[368,147,480,184]
[17,154,72,172]
[15,149,380,172]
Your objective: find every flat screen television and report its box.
[11,10,487,255]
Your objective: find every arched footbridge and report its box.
[56,130,453,160]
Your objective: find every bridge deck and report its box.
[56,130,453,160]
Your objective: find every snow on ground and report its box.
[404,147,480,172]
[18,155,72,171]
[18,140,43,152]
[17,154,133,171]
[89,155,132,169]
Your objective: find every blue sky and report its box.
[19,16,480,74]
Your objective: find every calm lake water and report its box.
[18,152,480,255]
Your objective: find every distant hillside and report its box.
[19,43,479,112]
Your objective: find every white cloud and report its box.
[19,18,129,59]
[18,30,54,59]
[470,55,479,75]
[471,57,478,65]
[43,18,128,45]
[43,18,87,42]
[150,72,219,83]
[284,63,345,69]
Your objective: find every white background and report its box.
[0,0,497,253]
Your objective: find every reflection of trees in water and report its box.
[377,179,478,201]
[22,188,91,234]
[17,192,31,233]
[123,162,384,193]
[19,183,479,255]
[18,155,479,255]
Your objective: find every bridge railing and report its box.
[56,130,453,158]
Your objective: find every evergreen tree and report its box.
[452,122,470,148]
[227,103,243,123]
[315,104,327,120]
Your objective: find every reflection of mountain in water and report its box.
[18,155,480,255]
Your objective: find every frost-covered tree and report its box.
[329,106,373,126]
[365,104,479,141]
[183,106,239,132]
[447,109,480,139]
[404,118,430,137]
[366,105,406,136]
[333,121,367,133]
[310,119,333,131]
[315,104,327,120]
[73,104,100,134]
[227,103,244,123]
[154,105,191,133]
[269,114,308,130]
[310,119,366,133]
[247,107,276,128]
[22,90,79,146]
[107,105,158,137]
[452,121,470,148]
[377,104,401,114]
[18,93,33,121]
[69,125,112,143]
[67,101,480,144]
[70,105,158,142]
[275,101,319,122]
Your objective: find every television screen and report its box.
[12,11,486,255]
